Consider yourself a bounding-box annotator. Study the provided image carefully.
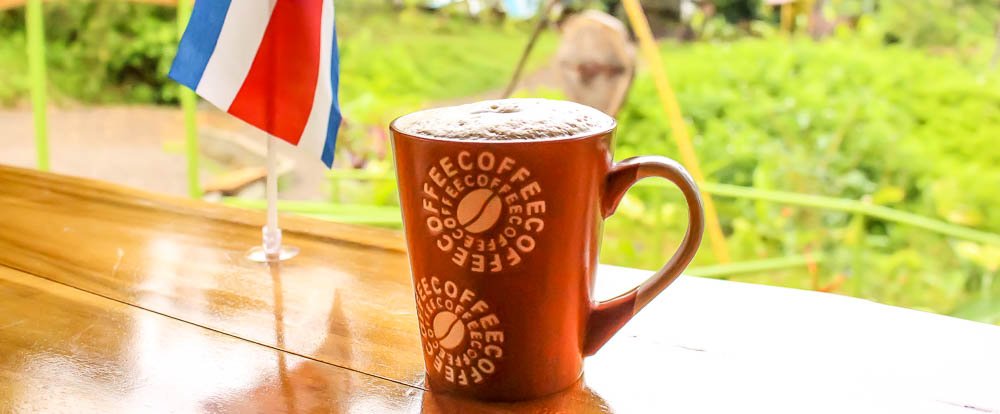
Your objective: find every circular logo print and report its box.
[420,150,547,273]
[415,276,505,387]
[457,188,503,234]
[432,311,466,350]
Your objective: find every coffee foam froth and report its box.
[392,99,614,141]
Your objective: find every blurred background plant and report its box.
[0,0,998,323]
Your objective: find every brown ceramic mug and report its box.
[390,100,704,401]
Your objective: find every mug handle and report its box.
[583,156,705,356]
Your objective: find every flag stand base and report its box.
[245,245,300,263]
[245,136,299,263]
[246,225,298,262]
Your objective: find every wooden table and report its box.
[1,164,998,413]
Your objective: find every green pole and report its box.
[26,0,48,171]
[177,0,201,198]
[181,88,200,198]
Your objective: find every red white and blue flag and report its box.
[170,0,341,167]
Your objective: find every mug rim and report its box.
[389,115,618,144]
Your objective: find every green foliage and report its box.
[319,13,1000,323]
[872,0,999,49]
[0,32,27,106]
[334,9,555,157]
[0,2,554,109]
[1,0,995,323]
[608,38,1000,320]
[712,0,762,23]
[0,1,178,105]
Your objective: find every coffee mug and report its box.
[390,103,704,401]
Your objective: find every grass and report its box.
[335,8,557,126]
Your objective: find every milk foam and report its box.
[392,99,614,141]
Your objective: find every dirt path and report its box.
[0,106,206,196]
[0,105,329,200]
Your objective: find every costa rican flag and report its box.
[170,0,341,167]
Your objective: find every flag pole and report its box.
[248,135,299,262]
[263,136,281,257]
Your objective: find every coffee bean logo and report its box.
[457,188,503,234]
[421,150,547,273]
[415,276,505,387]
[432,311,465,350]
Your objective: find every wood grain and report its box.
[0,165,427,388]
[0,265,422,413]
[2,165,1000,413]
[0,264,623,413]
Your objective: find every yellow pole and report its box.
[780,2,794,34]
[620,0,732,263]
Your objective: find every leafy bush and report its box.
[0,0,178,105]
[0,32,27,106]
[873,0,999,49]
[608,38,1000,321]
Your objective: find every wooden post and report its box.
[502,0,559,98]
[26,0,48,171]
[620,0,732,263]
[176,0,201,198]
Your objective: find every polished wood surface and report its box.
[0,265,419,413]
[0,164,425,387]
[2,164,999,413]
